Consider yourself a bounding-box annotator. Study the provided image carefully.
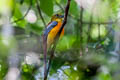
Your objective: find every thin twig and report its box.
[86,13,93,53]
[58,0,71,35]
[44,0,71,80]
[55,1,76,20]
[79,7,84,55]
[82,21,115,25]
[95,26,113,50]
[37,0,47,74]
[98,24,101,40]
[36,0,46,27]
[87,14,93,43]
[11,1,32,23]
[56,1,118,25]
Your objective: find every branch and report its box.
[87,14,93,43]
[36,0,46,27]
[55,1,118,26]
[82,21,116,25]
[98,24,101,40]
[11,1,32,23]
[95,27,113,50]
[55,1,76,20]
[37,0,47,74]
[79,7,84,55]
[58,0,71,35]
[44,0,71,80]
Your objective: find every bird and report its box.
[43,14,64,48]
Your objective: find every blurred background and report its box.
[0,0,120,80]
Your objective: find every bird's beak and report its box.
[60,15,64,18]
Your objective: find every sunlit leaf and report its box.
[56,35,76,51]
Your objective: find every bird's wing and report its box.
[44,21,58,36]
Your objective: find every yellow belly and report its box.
[47,22,64,48]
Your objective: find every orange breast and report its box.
[47,22,64,48]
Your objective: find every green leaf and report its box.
[40,0,53,16]
[56,35,76,51]
[0,36,16,57]
[13,3,22,18]
[50,57,65,74]
[69,0,79,17]
[29,23,43,35]
[0,61,8,79]
[12,3,27,28]
[56,0,61,3]
[97,73,112,80]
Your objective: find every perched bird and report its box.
[44,14,64,48]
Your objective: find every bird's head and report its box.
[51,14,64,22]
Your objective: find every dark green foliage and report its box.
[40,0,53,16]
[0,0,120,80]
